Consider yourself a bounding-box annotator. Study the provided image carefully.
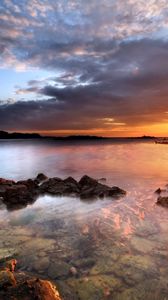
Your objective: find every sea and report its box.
[0,138,168,300]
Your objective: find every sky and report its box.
[0,0,168,137]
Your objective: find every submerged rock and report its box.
[48,261,70,279]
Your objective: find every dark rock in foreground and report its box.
[0,259,61,300]
[0,174,126,210]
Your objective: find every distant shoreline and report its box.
[0,131,157,140]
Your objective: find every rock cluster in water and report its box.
[155,186,168,207]
[0,174,126,210]
[0,258,61,300]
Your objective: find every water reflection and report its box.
[0,140,168,299]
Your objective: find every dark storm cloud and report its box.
[0,0,168,133]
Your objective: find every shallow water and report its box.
[0,139,168,299]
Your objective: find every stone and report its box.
[79,175,126,199]
[157,196,168,207]
[0,270,16,288]
[79,175,98,188]
[5,259,17,272]
[48,261,70,279]
[0,178,15,185]
[155,188,162,194]
[0,256,62,299]
[23,278,61,300]
[40,177,79,196]
[108,186,126,198]
[33,257,50,272]
[16,179,38,190]
[0,175,127,209]
[69,266,78,276]
[64,176,78,185]
[0,277,62,300]
[35,173,48,184]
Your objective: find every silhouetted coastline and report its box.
[0,131,157,141]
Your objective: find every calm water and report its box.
[0,139,168,299]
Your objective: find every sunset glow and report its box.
[0,1,168,136]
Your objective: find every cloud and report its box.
[1,0,168,135]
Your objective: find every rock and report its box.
[79,175,126,199]
[0,175,126,209]
[73,258,96,269]
[5,185,29,202]
[40,177,79,196]
[155,188,162,194]
[5,259,17,272]
[3,184,35,211]
[48,261,70,279]
[157,196,168,207]
[16,179,38,190]
[0,277,62,300]
[0,270,16,288]
[0,257,62,299]
[35,173,48,184]
[108,186,126,197]
[0,178,15,185]
[33,257,50,272]
[64,176,78,185]
[69,266,78,276]
[22,278,61,300]
[79,175,98,188]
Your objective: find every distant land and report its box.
[0,131,157,140]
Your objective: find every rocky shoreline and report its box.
[0,174,126,210]
[0,174,127,299]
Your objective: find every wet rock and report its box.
[48,261,70,279]
[0,174,126,210]
[5,259,17,272]
[16,179,38,191]
[107,186,126,198]
[64,176,78,186]
[0,178,15,186]
[79,175,126,199]
[69,266,78,276]
[130,237,155,253]
[0,277,62,300]
[35,173,48,184]
[22,238,55,254]
[0,248,17,261]
[157,196,168,207]
[21,278,61,300]
[40,177,79,196]
[73,258,96,270]
[3,185,35,211]
[33,257,50,272]
[79,175,98,188]
[0,257,62,299]
[0,270,16,288]
[155,188,162,194]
